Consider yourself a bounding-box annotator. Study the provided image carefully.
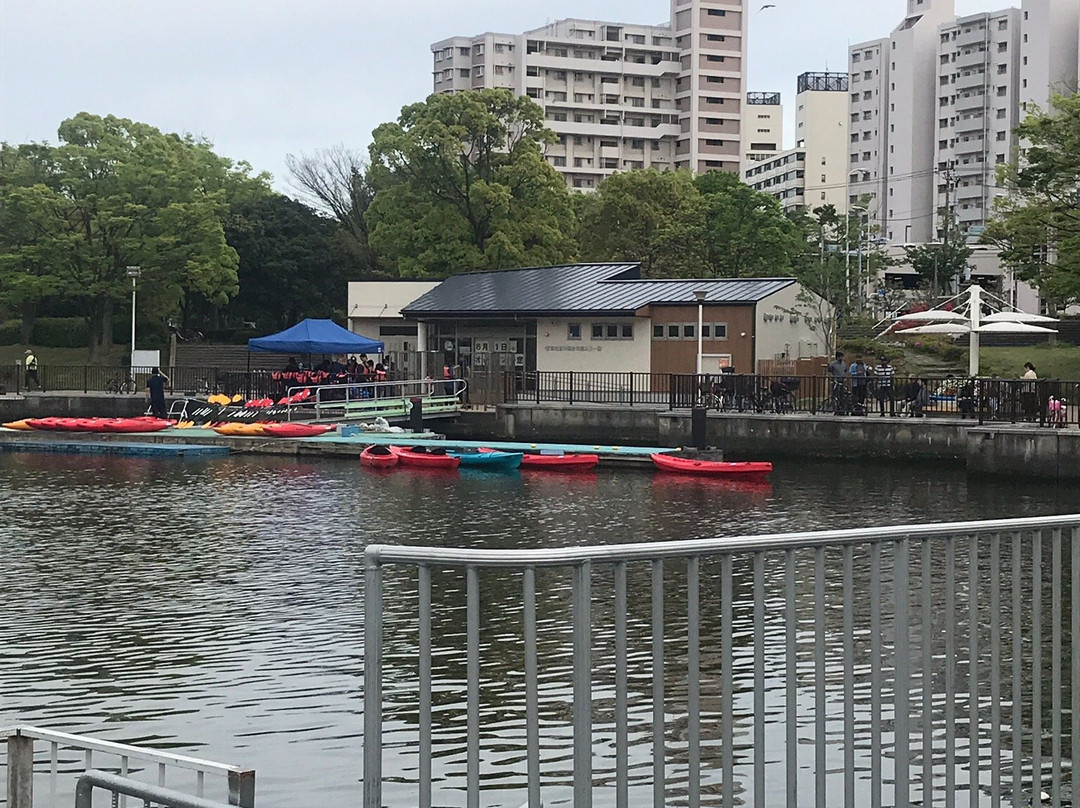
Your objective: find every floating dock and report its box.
[0,427,678,463]
[0,439,232,458]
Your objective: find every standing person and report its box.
[1020,361,1038,419]
[874,355,895,417]
[146,367,170,418]
[826,350,848,415]
[849,354,870,415]
[23,349,39,390]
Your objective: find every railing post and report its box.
[568,371,574,406]
[84,364,88,394]
[7,733,34,808]
[573,561,592,808]
[628,372,634,407]
[535,372,541,405]
[227,770,255,807]
[363,550,384,808]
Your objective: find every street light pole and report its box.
[126,266,141,369]
[693,289,708,376]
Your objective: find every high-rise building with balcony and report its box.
[431,1,747,188]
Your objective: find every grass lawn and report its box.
[978,344,1080,379]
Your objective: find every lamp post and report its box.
[126,266,141,369]
[693,289,708,376]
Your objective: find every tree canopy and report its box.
[986,93,1080,308]
[366,89,577,277]
[0,113,270,359]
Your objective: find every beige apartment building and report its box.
[742,91,783,166]
[743,72,850,214]
[431,0,747,188]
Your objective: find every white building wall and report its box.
[755,285,828,362]
[796,81,850,213]
[886,0,956,245]
[535,317,652,372]
[1020,0,1080,113]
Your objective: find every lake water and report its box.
[1,451,1077,807]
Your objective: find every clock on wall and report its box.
[444,340,454,351]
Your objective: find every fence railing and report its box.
[1,725,254,808]
[503,371,1080,427]
[363,514,1080,808]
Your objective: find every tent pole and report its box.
[246,350,251,399]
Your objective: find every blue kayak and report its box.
[449,450,523,470]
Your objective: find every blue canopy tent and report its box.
[248,319,384,355]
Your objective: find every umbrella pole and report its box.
[968,285,981,377]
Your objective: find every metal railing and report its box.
[363,514,1080,808]
[1,725,254,808]
[503,371,1080,427]
[285,377,468,421]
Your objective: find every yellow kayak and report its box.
[211,422,266,436]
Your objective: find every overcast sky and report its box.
[1,0,996,191]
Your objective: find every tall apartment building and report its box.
[933,8,1022,238]
[744,72,850,213]
[743,92,783,166]
[431,0,747,188]
[850,0,1079,248]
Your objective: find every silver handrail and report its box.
[283,377,467,420]
[363,513,1080,808]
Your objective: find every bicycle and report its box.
[821,380,853,415]
[105,374,136,394]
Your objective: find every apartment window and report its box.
[459,69,470,78]
[551,112,567,121]
[706,8,726,15]
[998,19,1008,30]
[707,55,726,62]
[553,71,567,80]
[998,42,1008,52]
[631,77,645,86]
[527,87,541,98]
[863,91,872,100]
[851,93,860,103]
[567,323,581,340]
[707,34,726,42]
[853,53,862,63]
[996,131,1006,141]
[527,66,540,76]
[553,156,566,167]
[997,86,1007,96]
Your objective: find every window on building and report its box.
[653,325,664,339]
[568,323,581,340]
[683,325,695,339]
[667,324,680,338]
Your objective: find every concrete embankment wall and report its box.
[0,394,147,420]
[446,404,1080,480]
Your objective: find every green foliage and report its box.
[577,169,704,276]
[367,90,577,277]
[225,194,352,330]
[985,94,1080,308]
[0,113,272,360]
[903,226,971,296]
[695,171,806,278]
[0,319,20,345]
[32,317,90,348]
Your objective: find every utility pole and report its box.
[941,166,957,298]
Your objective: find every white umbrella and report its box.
[975,321,1058,334]
[980,311,1058,324]
[895,310,967,322]
[897,323,972,335]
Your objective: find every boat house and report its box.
[398,263,829,376]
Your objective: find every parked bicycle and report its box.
[104,374,136,394]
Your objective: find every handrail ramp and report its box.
[1,725,254,808]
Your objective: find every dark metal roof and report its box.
[401,264,797,318]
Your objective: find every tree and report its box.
[577,169,705,276]
[367,90,577,277]
[696,171,806,278]
[985,93,1080,308]
[225,194,351,330]
[902,236,972,298]
[0,114,269,360]
[286,145,381,275]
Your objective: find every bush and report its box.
[33,317,90,348]
[0,319,20,345]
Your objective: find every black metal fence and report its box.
[503,370,1080,428]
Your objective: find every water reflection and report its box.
[0,453,1077,806]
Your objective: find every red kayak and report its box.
[25,418,66,431]
[261,422,333,438]
[480,447,599,471]
[389,446,461,470]
[360,445,399,469]
[96,417,173,433]
[651,452,772,478]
